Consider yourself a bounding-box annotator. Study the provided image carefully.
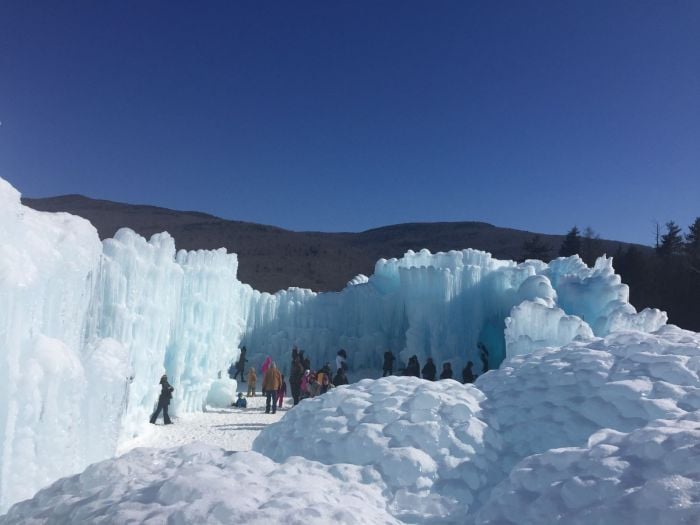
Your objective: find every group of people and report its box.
[289,347,349,405]
[230,346,350,412]
[403,355,477,383]
[150,343,491,424]
[383,344,490,384]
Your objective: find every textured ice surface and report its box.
[0,175,674,510]
[0,178,102,509]
[4,329,700,523]
[477,324,700,475]
[254,377,500,522]
[476,413,700,525]
[0,443,398,525]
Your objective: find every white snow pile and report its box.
[0,442,399,525]
[253,376,501,522]
[205,377,239,408]
[476,412,700,525]
[477,324,700,475]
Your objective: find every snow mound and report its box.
[477,325,700,474]
[476,413,700,525]
[205,377,238,408]
[253,376,500,522]
[0,443,399,525]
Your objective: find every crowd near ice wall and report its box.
[0,176,667,510]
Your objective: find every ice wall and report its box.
[242,249,666,376]
[0,178,102,509]
[0,179,245,509]
[0,174,668,510]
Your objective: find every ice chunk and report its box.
[475,413,700,525]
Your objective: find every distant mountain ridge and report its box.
[22,194,647,293]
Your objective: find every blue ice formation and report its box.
[0,176,666,509]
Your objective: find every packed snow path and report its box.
[119,387,288,454]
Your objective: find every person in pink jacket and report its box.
[277,374,287,408]
[261,356,272,375]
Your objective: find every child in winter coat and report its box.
[277,374,287,408]
[247,368,257,396]
[234,392,247,408]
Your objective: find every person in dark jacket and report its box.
[233,347,247,382]
[150,374,174,425]
[422,358,436,381]
[333,367,348,386]
[403,355,420,377]
[440,362,453,380]
[382,351,395,376]
[478,343,490,374]
[462,361,476,383]
[290,357,304,405]
[234,392,247,408]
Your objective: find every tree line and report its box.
[520,219,700,331]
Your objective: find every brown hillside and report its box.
[22,195,647,293]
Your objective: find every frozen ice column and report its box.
[0,178,102,510]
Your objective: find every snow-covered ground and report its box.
[118,387,289,454]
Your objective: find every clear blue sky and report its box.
[1,1,698,245]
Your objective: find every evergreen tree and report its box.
[657,221,684,257]
[581,226,602,265]
[686,217,700,273]
[559,226,581,257]
[521,235,551,261]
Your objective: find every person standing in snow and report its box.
[422,358,436,381]
[277,373,287,408]
[291,346,299,369]
[233,347,247,382]
[440,362,453,380]
[300,369,311,400]
[478,343,490,374]
[290,357,304,405]
[383,351,395,376]
[247,367,257,396]
[150,374,174,425]
[261,356,272,375]
[262,362,282,414]
[403,355,420,377]
[462,361,476,383]
[333,367,348,386]
[336,349,347,372]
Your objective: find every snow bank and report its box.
[4,327,700,523]
[0,443,399,525]
[476,413,700,525]
[254,376,501,522]
[477,325,700,475]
